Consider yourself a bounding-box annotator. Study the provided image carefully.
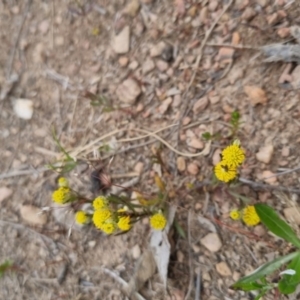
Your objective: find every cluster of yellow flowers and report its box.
[51,178,167,235]
[214,141,245,183]
[230,205,260,226]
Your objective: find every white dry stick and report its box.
[101,268,146,300]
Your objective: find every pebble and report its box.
[281,146,290,157]
[55,36,64,46]
[212,149,221,166]
[177,157,186,172]
[128,60,139,70]
[13,98,34,120]
[193,97,209,114]
[283,207,300,225]
[241,7,256,21]
[118,56,129,67]
[208,0,218,12]
[277,27,290,38]
[38,20,50,34]
[134,162,144,175]
[217,47,235,61]
[244,85,268,106]
[142,59,155,74]
[20,204,47,226]
[177,250,184,263]
[172,94,182,108]
[253,225,266,236]
[216,262,232,276]
[187,163,199,175]
[187,137,204,149]
[112,26,130,54]
[232,271,241,281]
[132,244,141,259]
[156,60,169,72]
[200,233,222,252]
[124,0,140,17]
[256,145,274,163]
[150,41,166,57]
[88,240,96,248]
[116,78,141,105]
[256,0,269,7]
[0,187,13,202]
[182,117,191,125]
[262,170,277,184]
[158,97,172,114]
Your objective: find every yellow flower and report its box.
[58,177,68,187]
[242,206,260,226]
[52,187,71,204]
[101,219,117,235]
[93,208,112,229]
[221,144,245,168]
[93,196,107,210]
[214,162,237,183]
[75,211,89,225]
[230,209,241,220]
[150,213,167,230]
[117,216,131,231]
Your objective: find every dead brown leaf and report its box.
[244,85,268,105]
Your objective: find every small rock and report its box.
[193,97,209,114]
[150,41,166,57]
[267,13,279,26]
[187,163,199,175]
[112,26,130,54]
[39,20,50,34]
[173,94,181,107]
[199,6,208,23]
[11,5,20,14]
[182,116,191,125]
[142,59,155,74]
[128,60,139,70]
[88,240,96,248]
[244,85,268,106]
[0,187,13,202]
[187,137,204,149]
[212,149,221,166]
[20,205,47,225]
[118,56,129,67]
[262,170,277,184]
[124,0,140,17]
[256,145,274,163]
[242,7,256,21]
[233,271,241,281]
[134,162,144,175]
[200,233,222,252]
[284,207,300,225]
[281,146,290,157]
[217,47,235,61]
[32,43,46,63]
[55,36,64,46]
[132,244,141,259]
[177,250,184,263]
[13,99,34,120]
[208,0,218,11]
[161,44,174,62]
[158,97,172,114]
[277,27,290,38]
[116,78,141,105]
[253,225,266,236]
[256,0,269,7]
[177,157,186,172]
[156,60,169,72]
[216,262,232,277]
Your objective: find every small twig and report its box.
[206,42,260,50]
[0,167,48,180]
[239,177,300,194]
[101,267,146,300]
[184,210,194,300]
[7,0,32,79]
[262,165,300,180]
[195,268,201,300]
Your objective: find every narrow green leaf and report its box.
[0,260,13,278]
[232,252,299,288]
[255,204,300,248]
[52,128,74,162]
[231,281,265,291]
[278,252,300,294]
[173,220,186,239]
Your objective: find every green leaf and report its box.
[0,260,13,278]
[173,220,186,239]
[255,204,300,248]
[232,252,299,289]
[202,132,211,141]
[52,128,74,162]
[278,252,300,294]
[231,281,265,291]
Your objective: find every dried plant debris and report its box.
[262,26,300,63]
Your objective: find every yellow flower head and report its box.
[150,213,167,230]
[52,187,71,204]
[101,219,117,235]
[58,177,68,187]
[221,144,245,168]
[214,162,237,183]
[242,206,260,226]
[93,196,108,210]
[93,208,112,229]
[117,216,131,231]
[75,211,89,225]
[230,209,241,220]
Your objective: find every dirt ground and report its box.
[1,0,300,299]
